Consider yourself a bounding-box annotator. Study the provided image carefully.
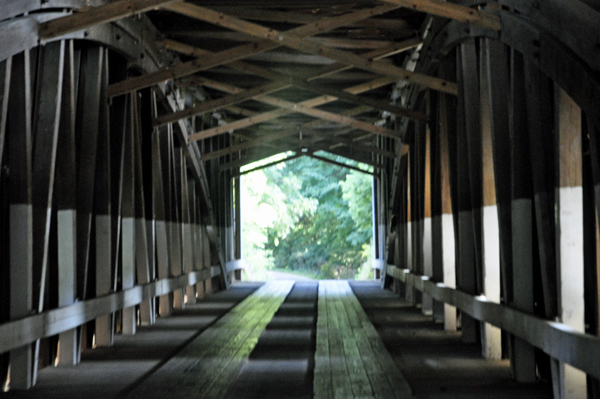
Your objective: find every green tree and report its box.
[262,155,373,279]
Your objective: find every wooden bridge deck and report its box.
[3,281,553,399]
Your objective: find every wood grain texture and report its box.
[314,281,412,399]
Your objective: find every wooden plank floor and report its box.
[123,280,295,399]
[315,280,413,399]
[225,281,318,399]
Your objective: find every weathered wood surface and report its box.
[315,280,413,399]
[124,280,294,399]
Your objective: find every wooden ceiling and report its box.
[39,0,500,170]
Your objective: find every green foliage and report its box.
[241,154,374,280]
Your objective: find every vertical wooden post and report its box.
[154,123,172,316]
[8,49,33,390]
[95,48,113,347]
[439,90,457,332]
[405,158,414,304]
[555,86,586,399]
[171,145,185,309]
[121,94,136,335]
[422,113,433,315]
[430,89,445,324]
[457,41,480,343]
[479,38,502,360]
[133,94,154,325]
[182,168,196,303]
[485,39,514,325]
[510,50,537,383]
[53,41,80,362]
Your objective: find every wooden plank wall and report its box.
[0,42,225,389]
[385,35,600,399]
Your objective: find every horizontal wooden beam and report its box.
[164,4,457,95]
[212,6,412,31]
[108,2,400,96]
[107,40,278,97]
[202,103,377,161]
[387,266,600,380]
[204,129,297,161]
[309,154,375,176]
[192,75,402,138]
[159,40,425,124]
[218,147,299,171]
[39,0,182,40]
[306,36,422,81]
[0,268,220,354]
[231,152,304,178]
[383,0,501,31]
[154,81,291,127]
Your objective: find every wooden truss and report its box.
[39,0,501,166]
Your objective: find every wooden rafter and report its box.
[108,2,401,96]
[308,154,376,176]
[306,36,422,81]
[39,0,182,40]
[156,38,425,126]
[107,40,277,97]
[161,3,457,95]
[212,6,412,32]
[188,76,403,142]
[232,152,305,178]
[154,81,291,127]
[202,103,378,161]
[383,0,501,30]
[218,147,300,171]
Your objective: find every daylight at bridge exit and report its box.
[0,0,599,398]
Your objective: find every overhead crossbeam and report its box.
[161,2,458,95]
[39,0,182,40]
[202,102,380,162]
[232,152,305,178]
[188,76,403,142]
[308,154,376,176]
[383,0,501,30]
[155,38,425,127]
[108,2,401,96]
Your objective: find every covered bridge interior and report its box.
[1,0,600,398]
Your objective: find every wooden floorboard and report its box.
[123,280,295,399]
[315,280,413,399]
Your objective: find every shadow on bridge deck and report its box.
[4,281,553,399]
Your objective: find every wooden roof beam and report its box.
[38,0,182,40]
[191,93,401,141]
[218,146,301,171]
[158,39,425,124]
[382,0,501,31]
[162,4,457,95]
[308,154,376,176]
[108,2,401,97]
[202,103,377,162]
[154,81,291,127]
[231,152,305,178]
[189,76,403,142]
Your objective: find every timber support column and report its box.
[95,47,113,347]
[555,86,586,398]
[155,124,172,316]
[422,115,433,315]
[438,73,457,331]
[457,41,480,344]
[8,49,34,390]
[480,39,502,360]
[121,94,137,335]
[56,41,81,360]
[510,50,536,382]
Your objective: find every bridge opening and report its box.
[238,152,374,281]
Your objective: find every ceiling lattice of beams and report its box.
[41,0,500,169]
